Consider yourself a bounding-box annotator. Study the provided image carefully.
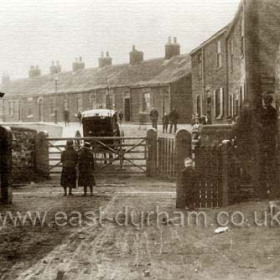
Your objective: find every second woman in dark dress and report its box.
[78,142,96,196]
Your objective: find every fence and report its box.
[0,126,13,204]
[46,135,148,177]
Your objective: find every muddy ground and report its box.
[1,176,280,280]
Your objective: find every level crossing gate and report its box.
[46,136,148,177]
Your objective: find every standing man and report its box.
[61,140,78,196]
[119,110,124,124]
[169,108,179,134]
[259,94,278,197]
[78,142,96,196]
[77,111,82,125]
[150,107,159,130]
[63,109,70,126]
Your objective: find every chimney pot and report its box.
[129,46,144,65]
[165,37,180,59]
[106,51,109,57]
[79,56,82,62]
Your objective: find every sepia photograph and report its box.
[0,0,280,279]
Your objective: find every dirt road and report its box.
[1,177,280,280]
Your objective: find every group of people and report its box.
[61,140,95,196]
[150,107,180,133]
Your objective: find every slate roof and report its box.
[1,54,191,98]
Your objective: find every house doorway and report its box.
[207,97,212,124]
[124,97,131,121]
[38,98,43,122]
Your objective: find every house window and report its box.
[142,92,151,112]
[77,95,83,112]
[229,95,234,117]
[239,85,245,110]
[64,96,69,110]
[90,92,96,109]
[217,40,222,68]
[230,39,234,72]
[197,53,202,78]
[234,93,240,116]
[27,97,33,117]
[8,101,14,116]
[50,98,55,115]
[196,95,201,116]
[241,16,245,57]
[215,88,224,119]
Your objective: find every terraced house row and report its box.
[1,0,280,125]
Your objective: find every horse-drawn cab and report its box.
[76,109,123,165]
[82,109,120,138]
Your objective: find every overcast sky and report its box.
[0,0,240,80]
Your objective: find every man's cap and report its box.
[84,142,91,148]
[0,92,5,98]
[263,94,273,103]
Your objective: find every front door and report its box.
[207,97,212,124]
[38,99,43,121]
[125,98,130,121]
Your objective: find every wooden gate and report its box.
[46,136,147,177]
[157,137,176,178]
[194,144,224,208]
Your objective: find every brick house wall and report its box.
[246,0,280,107]
[227,5,246,118]
[170,75,192,124]
[191,30,227,124]
[191,50,203,118]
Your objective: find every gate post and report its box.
[0,126,13,204]
[221,140,230,207]
[35,131,50,178]
[147,128,157,177]
[175,129,192,172]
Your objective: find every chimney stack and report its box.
[72,57,85,72]
[165,36,180,59]
[50,60,62,75]
[129,45,144,65]
[29,65,41,78]
[99,51,112,68]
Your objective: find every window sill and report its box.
[27,115,34,118]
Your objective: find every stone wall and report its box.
[11,127,37,183]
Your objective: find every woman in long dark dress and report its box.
[78,142,96,196]
[61,140,78,196]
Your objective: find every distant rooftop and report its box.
[1,54,191,97]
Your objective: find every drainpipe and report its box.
[168,83,171,112]
[201,47,206,116]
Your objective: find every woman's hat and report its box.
[66,140,73,146]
